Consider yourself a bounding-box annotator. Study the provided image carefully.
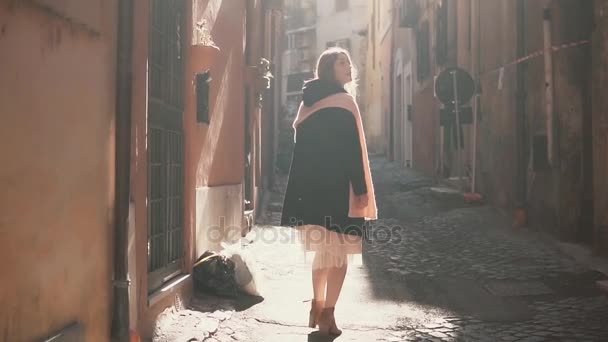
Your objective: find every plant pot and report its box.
[191,44,220,71]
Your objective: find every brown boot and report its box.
[318,307,342,336]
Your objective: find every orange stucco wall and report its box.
[193,0,247,188]
[130,0,265,337]
[0,1,117,341]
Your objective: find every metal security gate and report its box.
[148,0,185,293]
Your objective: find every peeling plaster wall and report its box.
[0,1,117,340]
[592,0,608,254]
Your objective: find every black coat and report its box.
[280,80,367,236]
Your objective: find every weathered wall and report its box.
[476,0,519,208]
[592,0,608,255]
[184,0,249,262]
[130,0,152,335]
[316,0,367,83]
[520,0,593,241]
[190,0,249,256]
[411,0,440,175]
[195,185,244,254]
[454,0,474,179]
[130,0,256,337]
[548,0,592,241]
[260,9,283,210]
[391,3,414,167]
[411,85,439,175]
[363,0,389,155]
[523,0,557,229]
[457,0,593,243]
[0,1,116,340]
[380,11,393,158]
[194,0,246,187]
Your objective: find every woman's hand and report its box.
[354,193,368,208]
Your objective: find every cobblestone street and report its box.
[153,158,608,342]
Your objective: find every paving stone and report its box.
[518,337,546,342]
[230,333,246,341]
[428,331,448,338]
[424,324,444,329]
[160,159,608,342]
[498,337,516,342]
[548,327,565,332]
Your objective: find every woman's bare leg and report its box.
[325,262,347,308]
[310,252,329,327]
[312,252,329,302]
[319,259,347,335]
[312,252,329,301]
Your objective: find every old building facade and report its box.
[364,0,394,155]
[592,0,608,254]
[375,0,607,255]
[390,0,416,167]
[316,0,368,107]
[0,0,283,340]
[281,0,316,117]
[0,1,119,340]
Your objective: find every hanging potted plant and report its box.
[191,19,220,68]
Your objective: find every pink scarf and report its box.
[293,93,378,220]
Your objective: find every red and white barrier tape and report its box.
[482,39,590,77]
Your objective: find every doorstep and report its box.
[148,274,191,307]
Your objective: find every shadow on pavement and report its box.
[191,292,265,313]
[307,331,338,342]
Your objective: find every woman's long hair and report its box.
[314,46,358,98]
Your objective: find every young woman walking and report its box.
[281,47,377,336]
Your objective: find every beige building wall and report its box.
[0,1,117,340]
[363,0,393,155]
[316,0,368,70]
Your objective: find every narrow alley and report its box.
[4,1,608,341]
[153,157,608,342]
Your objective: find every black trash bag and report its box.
[192,251,239,298]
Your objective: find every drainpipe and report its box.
[111,0,134,340]
[515,0,528,209]
[470,0,480,194]
[543,2,555,166]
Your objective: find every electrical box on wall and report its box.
[196,70,212,124]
